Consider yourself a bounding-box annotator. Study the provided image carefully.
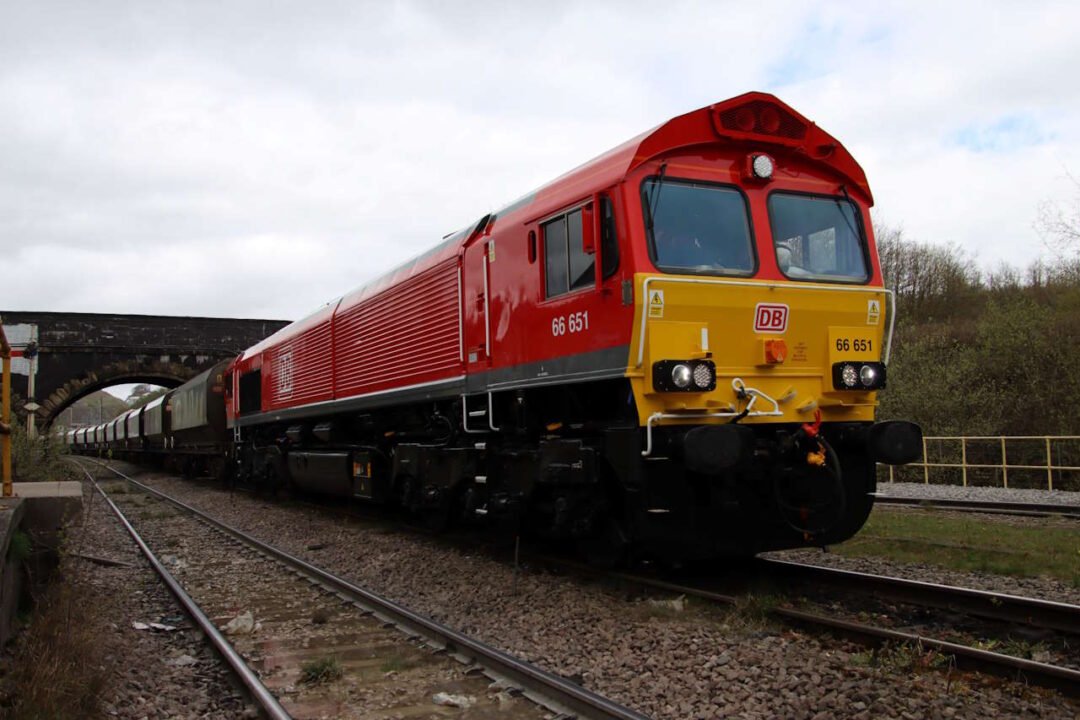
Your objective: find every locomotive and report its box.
[70,92,922,563]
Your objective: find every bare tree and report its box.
[874,219,979,316]
[1035,171,1080,257]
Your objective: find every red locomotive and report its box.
[76,93,921,562]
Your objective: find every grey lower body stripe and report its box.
[466,344,630,393]
[231,344,631,428]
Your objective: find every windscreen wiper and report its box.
[837,185,862,241]
[644,162,668,244]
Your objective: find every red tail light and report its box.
[714,100,807,144]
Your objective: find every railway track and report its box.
[757,557,1080,636]
[584,560,1080,697]
[872,495,1080,519]
[72,459,649,720]
[77,457,1080,701]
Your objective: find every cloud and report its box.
[2,0,1079,319]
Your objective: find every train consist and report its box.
[68,92,921,562]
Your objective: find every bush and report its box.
[10,423,77,484]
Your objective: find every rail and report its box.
[70,459,292,719]
[885,435,1080,491]
[79,458,651,720]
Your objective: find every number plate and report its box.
[828,327,878,362]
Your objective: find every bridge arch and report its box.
[0,311,289,433]
[41,358,202,429]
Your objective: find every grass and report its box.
[850,640,952,674]
[835,507,1080,587]
[10,423,78,483]
[0,571,112,718]
[726,593,784,631]
[100,481,129,495]
[7,531,31,563]
[300,656,343,686]
[379,655,420,673]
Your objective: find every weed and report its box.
[380,655,417,673]
[860,641,952,675]
[971,637,1047,660]
[721,593,783,633]
[300,656,343,685]
[7,530,32,563]
[0,571,113,718]
[10,422,78,483]
[311,608,332,625]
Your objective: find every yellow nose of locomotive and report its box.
[628,272,889,428]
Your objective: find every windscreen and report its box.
[769,193,869,283]
[643,178,755,276]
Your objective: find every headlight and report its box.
[653,359,717,392]
[751,154,774,179]
[832,361,886,391]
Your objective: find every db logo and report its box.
[754,303,789,333]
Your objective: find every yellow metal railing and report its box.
[886,435,1080,491]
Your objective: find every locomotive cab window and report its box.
[543,208,595,298]
[768,193,869,283]
[642,178,755,276]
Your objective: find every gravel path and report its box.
[877,481,1080,506]
[123,467,1078,720]
[71,477,252,718]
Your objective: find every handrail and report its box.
[885,435,1080,491]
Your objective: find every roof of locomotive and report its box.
[237,92,869,363]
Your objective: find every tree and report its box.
[1035,172,1080,258]
[874,221,980,319]
[127,386,169,409]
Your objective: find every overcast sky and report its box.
[3,1,1079,323]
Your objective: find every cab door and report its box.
[461,217,495,396]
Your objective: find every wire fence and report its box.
[881,436,1080,492]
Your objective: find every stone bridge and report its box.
[0,311,289,429]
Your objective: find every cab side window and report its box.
[543,208,595,297]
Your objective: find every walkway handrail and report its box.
[886,435,1080,491]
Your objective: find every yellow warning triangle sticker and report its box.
[650,292,663,305]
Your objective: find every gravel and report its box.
[67,480,252,719]
[122,466,1078,720]
[877,481,1080,506]
[110,485,549,719]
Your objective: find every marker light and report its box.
[751,154,774,179]
[692,363,714,389]
[653,359,718,392]
[672,364,693,389]
[759,106,782,134]
[832,361,887,391]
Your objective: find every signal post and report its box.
[1,322,11,497]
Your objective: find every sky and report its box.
[3,0,1079,325]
